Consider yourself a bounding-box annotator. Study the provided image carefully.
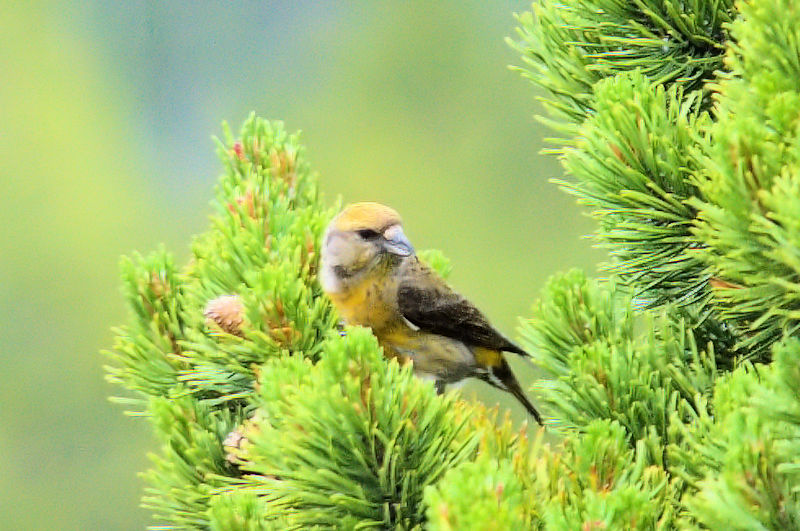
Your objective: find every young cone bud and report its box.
[204,295,245,337]
[223,427,247,465]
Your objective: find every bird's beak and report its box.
[382,225,414,256]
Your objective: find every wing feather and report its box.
[396,260,528,356]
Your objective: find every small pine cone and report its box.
[204,295,245,337]
[223,427,247,464]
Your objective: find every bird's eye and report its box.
[357,229,380,240]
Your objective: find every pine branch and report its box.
[681,339,800,528]
[107,115,484,529]
[231,328,478,529]
[560,72,712,310]
[510,0,735,127]
[694,0,800,356]
[106,116,341,527]
[104,0,800,527]
[427,419,675,529]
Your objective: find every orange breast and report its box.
[328,272,398,332]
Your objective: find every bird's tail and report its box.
[506,377,543,426]
[481,358,543,426]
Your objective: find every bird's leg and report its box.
[434,380,446,395]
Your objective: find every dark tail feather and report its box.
[507,378,543,426]
[483,360,543,426]
[503,340,531,358]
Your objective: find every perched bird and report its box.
[320,202,542,424]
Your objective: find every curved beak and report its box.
[382,225,414,256]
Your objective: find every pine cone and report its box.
[204,295,245,337]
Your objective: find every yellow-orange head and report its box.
[330,202,403,233]
[320,202,414,294]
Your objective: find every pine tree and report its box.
[107,1,800,528]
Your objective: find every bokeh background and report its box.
[0,2,602,529]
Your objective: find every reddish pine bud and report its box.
[494,482,504,502]
[232,141,245,161]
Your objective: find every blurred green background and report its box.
[0,1,601,529]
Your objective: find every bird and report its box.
[319,201,542,425]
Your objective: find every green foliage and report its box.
[417,248,453,280]
[514,0,800,359]
[510,0,735,126]
[539,420,672,530]
[485,283,798,530]
[680,339,800,529]
[106,116,481,529]
[561,73,712,309]
[107,0,800,528]
[424,457,528,530]
[235,328,478,529]
[501,0,800,528]
[518,269,633,379]
[208,491,276,531]
[695,0,800,355]
[429,420,673,530]
[106,249,187,399]
[107,115,342,527]
[521,271,717,448]
[107,115,337,405]
[142,395,245,529]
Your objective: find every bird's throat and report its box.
[326,267,399,332]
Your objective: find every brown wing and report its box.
[396,259,529,356]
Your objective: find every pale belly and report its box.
[378,328,476,383]
[325,268,478,382]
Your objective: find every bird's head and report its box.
[320,202,414,292]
